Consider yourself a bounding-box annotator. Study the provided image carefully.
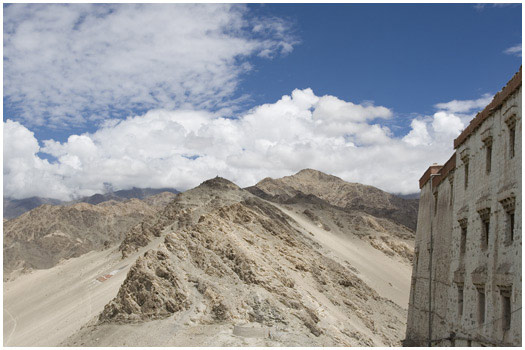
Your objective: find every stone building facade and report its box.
[405,67,522,346]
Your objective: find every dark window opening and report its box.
[482,219,490,250]
[486,145,492,174]
[509,126,515,158]
[458,286,464,318]
[506,212,515,242]
[502,293,511,331]
[464,163,469,189]
[478,288,485,325]
[460,226,467,259]
[434,193,438,216]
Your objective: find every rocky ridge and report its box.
[84,177,408,346]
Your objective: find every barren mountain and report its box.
[4,173,413,347]
[78,187,180,205]
[3,192,176,279]
[3,196,64,220]
[3,187,179,219]
[246,169,419,231]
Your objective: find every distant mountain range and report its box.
[394,192,420,200]
[3,187,180,219]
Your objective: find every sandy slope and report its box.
[2,236,165,347]
[273,203,411,308]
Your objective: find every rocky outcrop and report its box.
[99,249,189,323]
[119,177,251,258]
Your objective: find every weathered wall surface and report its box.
[405,69,522,347]
[405,161,455,346]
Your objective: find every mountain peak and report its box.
[293,169,344,182]
[248,168,419,231]
[295,168,323,175]
[198,176,240,191]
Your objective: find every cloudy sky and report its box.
[3,3,522,200]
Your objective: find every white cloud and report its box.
[402,119,431,146]
[474,3,519,11]
[432,111,464,136]
[3,4,296,127]
[3,120,72,199]
[434,93,493,114]
[4,89,472,199]
[504,44,522,57]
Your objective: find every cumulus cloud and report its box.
[504,44,522,57]
[4,89,472,200]
[403,119,431,146]
[3,4,296,127]
[3,120,72,199]
[432,112,464,136]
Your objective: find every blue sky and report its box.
[3,3,522,199]
[241,3,522,136]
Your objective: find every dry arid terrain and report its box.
[3,170,417,346]
[3,192,177,279]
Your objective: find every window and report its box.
[483,220,490,249]
[506,114,516,159]
[478,288,485,325]
[486,144,492,174]
[501,291,511,331]
[478,208,491,250]
[509,212,515,242]
[460,225,467,258]
[434,192,438,216]
[464,162,469,189]
[504,211,516,243]
[482,133,493,174]
[500,197,516,244]
[458,285,464,318]
[509,125,516,158]
[449,176,454,206]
